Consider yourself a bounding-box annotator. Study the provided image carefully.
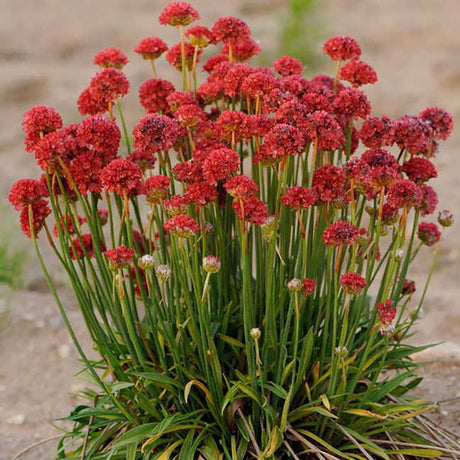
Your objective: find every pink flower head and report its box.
[402,279,416,297]
[302,277,316,295]
[93,48,128,69]
[9,179,48,210]
[323,36,361,61]
[402,157,437,183]
[386,179,422,209]
[134,37,168,60]
[164,194,191,215]
[224,175,258,198]
[77,68,129,116]
[273,55,303,76]
[212,16,251,44]
[377,299,396,328]
[232,196,269,225]
[241,71,276,99]
[340,272,367,295]
[393,116,433,156]
[333,87,371,120]
[417,222,441,246]
[305,110,345,150]
[158,2,199,27]
[133,114,180,153]
[222,36,261,62]
[175,104,207,128]
[166,42,200,71]
[263,123,305,158]
[216,110,247,143]
[185,181,218,205]
[417,184,438,216]
[339,59,378,87]
[281,186,317,210]
[312,165,347,203]
[323,220,359,247]
[202,148,240,185]
[143,175,171,204]
[173,160,203,184]
[185,25,214,48]
[164,214,200,238]
[359,115,395,149]
[104,246,135,270]
[420,107,453,141]
[19,199,51,238]
[100,158,142,197]
[139,78,175,114]
[22,106,63,152]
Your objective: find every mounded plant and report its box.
[9,2,459,458]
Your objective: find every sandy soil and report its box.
[0,0,459,458]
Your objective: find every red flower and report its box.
[175,104,207,128]
[302,277,316,295]
[18,199,51,238]
[232,196,269,225]
[77,68,129,116]
[166,42,200,71]
[139,78,176,114]
[417,222,441,246]
[224,175,258,198]
[53,215,86,237]
[222,37,261,62]
[359,115,395,149]
[126,149,156,171]
[133,114,180,153]
[323,36,361,61]
[420,107,453,141]
[312,165,347,203]
[158,1,199,27]
[143,175,171,204]
[241,71,275,99]
[401,279,416,296]
[185,25,214,48]
[69,233,103,260]
[34,130,70,171]
[304,110,345,150]
[323,220,359,246]
[216,110,247,142]
[164,194,191,215]
[222,63,253,98]
[164,214,200,237]
[22,106,63,151]
[333,87,371,120]
[173,160,203,184]
[104,246,135,270]
[212,16,250,44]
[417,184,438,217]
[202,148,240,185]
[100,158,142,197]
[281,187,317,210]
[402,157,437,183]
[68,153,104,194]
[93,48,128,69]
[76,116,121,163]
[393,116,433,156]
[339,59,378,87]
[202,54,229,73]
[167,91,197,112]
[339,272,367,295]
[262,123,305,158]
[386,179,422,209]
[134,37,168,60]
[9,179,48,210]
[377,299,396,326]
[185,182,218,205]
[273,55,303,76]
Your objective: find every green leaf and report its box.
[260,426,283,458]
[391,449,443,458]
[111,382,134,393]
[217,333,244,348]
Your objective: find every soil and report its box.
[0,0,459,458]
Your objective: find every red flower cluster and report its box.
[134,37,168,60]
[143,175,171,204]
[9,179,48,210]
[339,60,378,87]
[340,272,367,295]
[104,246,135,270]
[323,36,361,61]
[139,79,175,114]
[93,48,128,69]
[224,175,258,198]
[417,222,441,246]
[202,148,240,185]
[22,106,63,152]
[159,1,199,27]
[281,187,317,210]
[323,221,359,247]
[100,158,142,196]
[302,278,316,295]
[164,214,200,238]
[377,299,396,328]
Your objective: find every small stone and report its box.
[58,344,72,358]
[7,414,26,425]
[440,410,448,416]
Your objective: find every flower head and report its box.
[22,106,63,151]
[359,115,395,149]
[224,175,258,198]
[156,264,172,281]
[104,246,135,270]
[185,25,214,48]
[100,158,142,197]
[164,214,200,238]
[323,36,361,61]
[134,37,168,60]
[203,255,221,273]
[133,114,180,153]
[417,222,441,246]
[143,175,171,204]
[273,55,303,76]
[19,199,51,238]
[9,179,48,210]
[232,196,269,225]
[93,48,128,69]
[323,221,359,247]
[281,186,317,210]
[339,59,378,87]
[340,272,367,295]
[166,42,200,71]
[302,277,316,295]
[420,107,453,141]
[402,157,437,183]
[159,2,199,27]
[139,78,175,114]
[438,209,454,227]
[377,299,396,329]
[212,16,250,44]
[386,179,422,209]
[312,165,347,203]
[202,148,240,185]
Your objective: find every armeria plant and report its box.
[9,2,460,458]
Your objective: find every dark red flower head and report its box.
[9,179,48,210]
[224,175,259,198]
[134,37,168,60]
[22,106,63,152]
[393,116,433,156]
[359,115,395,149]
[323,36,361,61]
[222,37,261,62]
[158,2,199,27]
[417,184,438,217]
[281,186,317,210]
[377,299,396,326]
[417,222,441,246]
[166,42,201,71]
[333,87,371,120]
[185,181,218,205]
[386,179,422,209]
[273,55,303,77]
[69,233,104,260]
[212,16,251,44]
[133,114,180,153]
[104,246,135,270]
[139,78,175,114]
[19,199,51,238]
[323,220,359,246]
[302,278,316,295]
[93,48,128,69]
[339,59,378,87]
[143,175,171,204]
[185,25,214,48]
[100,158,142,197]
[420,107,453,141]
[402,157,437,183]
[232,196,269,225]
[164,214,200,237]
[312,165,347,203]
[340,272,367,295]
[305,110,345,150]
[202,148,240,185]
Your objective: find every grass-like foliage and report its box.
[9,2,459,458]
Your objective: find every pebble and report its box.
[7,414,26,425]
[58,344,72,358]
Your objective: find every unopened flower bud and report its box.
[287,278,302,292]
[203,255,221,273]
[155,264,171,281]
[394,248,404,261]
[261,216,277,242]
[138,254,155,270]
[250,328,261,340]
[438,209,454,227]
[334,346,348,357]
[203,222,214,234]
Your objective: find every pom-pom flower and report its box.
[133,114,180,153]
[417,222,441,246]
[323,221,359,247]
[273,55,303,76]
[386,179,422,209]
[19,199,51,238]
[377,299,396,333]
[224,175,258,198]
[202,148,240,185]
[302,278,316,295]
[143,175,171,204]
[9,179,48,210]
[93,48,128,69]
[100,158,142,197]
[139,78,175,114]
[134,37,168,60]
[420,107,453,141]
[340,272,367,295]
[323,35,361,61]
[438,209,454,227]
[158,1,199,27]
[339,59,378,87]
[164,214,200,238]
[104,246,135,270]
[203,255,221,273]
[281,187,317,210]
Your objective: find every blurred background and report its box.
[1,0,459,456]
